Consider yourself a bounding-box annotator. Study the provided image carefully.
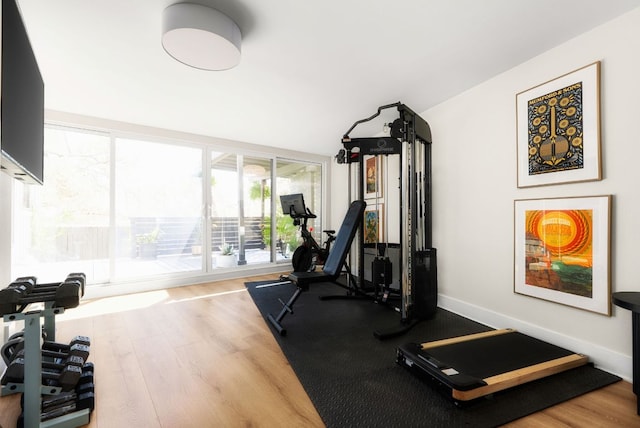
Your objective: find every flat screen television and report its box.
[0,0,45,185]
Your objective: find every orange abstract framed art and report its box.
[513,195,611,315]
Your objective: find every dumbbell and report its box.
[6,327,48,342]
[2,336,90,366]
[11,276,37,290]
[0,280,34,315]
[19,273,84,304]
[0,279,82,316]
[75,361,95,387]
[19,391,96,427]
[4,327,50,356]
[43,335,90,354]
[41,390,96,422]
[41,379,95,412]
[1,357,82,392]
[67,273,86,296]
[18,367,95,428]
[42,342,90,364]
[5,345,88,376]
[11,349,86,371]
[0,272,86,314]
[20,272,86,298]
[20,362,95,410]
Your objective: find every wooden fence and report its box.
[52,217,268,260]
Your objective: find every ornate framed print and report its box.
[364,205,383,244]
[514,195,611,315]
[364,155,383,198]
[516,62,601,188]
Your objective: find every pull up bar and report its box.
[342,102,432,144]
[342,102,402,140]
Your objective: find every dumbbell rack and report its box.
[2,303,90,428]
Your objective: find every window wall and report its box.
[210,154,273,269]
[114,138,203,279]
[274,160,323,257]
[12,127,111,282]
[10,124,325,287]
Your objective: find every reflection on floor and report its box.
[12,248,291,284]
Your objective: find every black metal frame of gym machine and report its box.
[338,102,437,339]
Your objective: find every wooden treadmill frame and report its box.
[400,329,588,402]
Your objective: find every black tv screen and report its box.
[1,0,44,185]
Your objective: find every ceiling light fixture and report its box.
[161,3,241,71]
[243,164,267,177]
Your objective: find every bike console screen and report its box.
[280,193,308,218]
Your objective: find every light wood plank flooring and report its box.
[0,274,638,427]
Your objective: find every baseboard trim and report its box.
[84,265,289,300]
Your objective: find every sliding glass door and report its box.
[114,138,203,279]
[274,160,323,258]
[11,124,324,287]
[210,153,273,268]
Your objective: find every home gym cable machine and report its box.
[336,102,437,339]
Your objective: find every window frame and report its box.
[7,112,329,293]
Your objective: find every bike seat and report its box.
[323,230,335,235]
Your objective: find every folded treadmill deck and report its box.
[396,329,588,402]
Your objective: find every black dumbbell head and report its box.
[42,335,91,353]
[66,273,86,296]
[57,365,83,392]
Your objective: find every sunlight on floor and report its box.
[164,288,247,304]
[56,289,171,321]
[54,286,252,322]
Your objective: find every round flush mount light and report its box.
[161,3,241,71]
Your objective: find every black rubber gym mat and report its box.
[246,279,621,428]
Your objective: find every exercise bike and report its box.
[280,194,335,272]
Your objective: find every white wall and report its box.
[0,173,11,286]
[420,7,640,380]
[0,2,6,287]
[328,161,350,230]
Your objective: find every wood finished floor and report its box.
[0,274,637,427]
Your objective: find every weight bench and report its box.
[267,200,366,336]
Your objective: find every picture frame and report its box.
[364,155,383,198]
[516,62,601,188]
[364,204,383,244]
[513,195,611,315]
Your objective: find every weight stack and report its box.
[413,248,437,319]
[372,256,392,296]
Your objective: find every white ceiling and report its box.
[16,0,640,157]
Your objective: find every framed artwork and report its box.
[516,62,601,188]
[364,155,383,198]
[364,205,383,244]
[514,195,611,315]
